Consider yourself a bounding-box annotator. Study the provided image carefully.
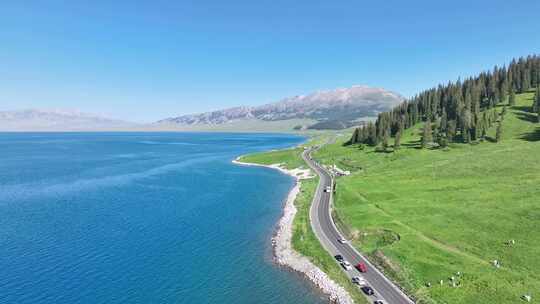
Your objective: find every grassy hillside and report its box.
[314,91,540,303]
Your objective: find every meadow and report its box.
[314,91,540,303]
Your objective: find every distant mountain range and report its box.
[0,85,404,132]
[0,109,138,131]
[157,85,404,130]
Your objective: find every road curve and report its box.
[303,147,414,304]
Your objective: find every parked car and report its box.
[355,262,367,273]
[334,254,344,262]
[340,261,352,270]
[361,286,375,295]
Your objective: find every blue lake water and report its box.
[0,132,325,304]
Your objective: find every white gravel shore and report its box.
[233,157,354,304]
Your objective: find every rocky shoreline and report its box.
[232,157,354,304]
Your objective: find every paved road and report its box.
[303,147,414,304]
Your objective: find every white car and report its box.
[352,276,367,286]
[341,261,352,270]
[338,237,348,244]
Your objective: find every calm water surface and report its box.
[0,132,325,304]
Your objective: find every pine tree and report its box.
[347,55,540,146]
[508,89,516,106]
[495,120,503,142]
[533,86,540,122]
[447,120,457,142]
[349,128,359,144]
[534,86,540,113]
[394,130,402,150]
[481,120,487,141]
[367,122,378,146]
[521,69,531,92]
[461,109,472,143]
[421,121,432,149]
[381,129,389,152]
[440,109,448,133]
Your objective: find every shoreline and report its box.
[232,157,354,304]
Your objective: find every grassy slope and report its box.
[314,91,540,303]
[240,147,307,170]
[238,135,368,304]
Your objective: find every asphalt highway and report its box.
[303,147,414,304]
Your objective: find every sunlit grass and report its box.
[313,91,540,303]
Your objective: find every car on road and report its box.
[373,300,385,304]
[334,254,344,262]
[351,276,366,286]
[324,186,332,193]
[361,286,375,296]
[355,262,367,273]
[337,237,348,244]
[340,261,352,270]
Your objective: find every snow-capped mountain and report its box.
[0,108,137,131]
[158,85,404,130]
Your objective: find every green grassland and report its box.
[238,133,344,169]
[239,146,307,170]
[238,135,368,304]
[313,91,540,303]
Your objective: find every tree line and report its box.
[348,55,540,147]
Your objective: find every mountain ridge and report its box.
[0,108,138,131]
[157,85,404,130]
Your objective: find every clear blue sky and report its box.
[1,1,539,122]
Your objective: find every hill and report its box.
[313,91,540,302]
[156,85,403,131]
[0,109,138,131]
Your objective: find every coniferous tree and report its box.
[440,109,448,133]
[461,108,472,143]
[535,88,540,122]
[495,120,503,142]
[394,120,403,150]
[421,121,432,149]
[367,122,378,146]
[394,129,402,150]
[534,86,540,113]
[381,129,389,152]
[347,55,540,145]
[521,69,531,92]
[480,118,487,141]
[447,120,457,142]
[509,89,516,106]
[349,128,359,144]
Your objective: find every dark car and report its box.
[373,300,385,304]
[355,262,367,273]
[361,286,374,296]
[334,254,344,262]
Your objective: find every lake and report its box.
[0,132,325,304]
